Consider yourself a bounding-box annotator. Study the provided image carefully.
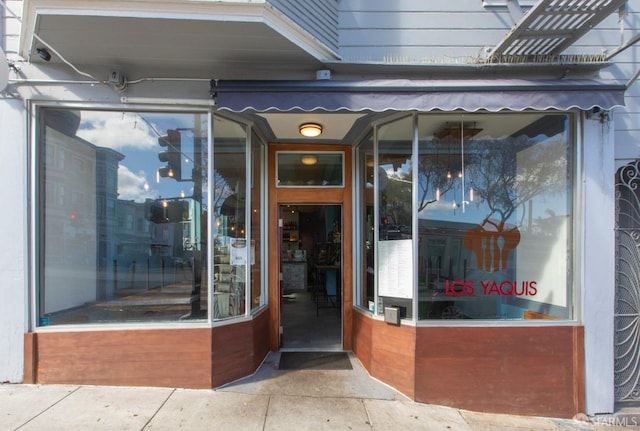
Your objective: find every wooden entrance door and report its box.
[267,144,353,351]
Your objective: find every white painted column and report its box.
[0,99,27,382]
[582,110,615,415]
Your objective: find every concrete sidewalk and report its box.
[1,352,636,430]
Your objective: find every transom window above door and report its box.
[276,151,344,188]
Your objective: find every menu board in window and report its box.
[378,239,413,299]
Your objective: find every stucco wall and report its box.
[582,112,617,415]
[0,99,27,383]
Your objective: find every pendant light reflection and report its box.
[300,154,318,165]
[458,121,474,213]
[434,119,480,213]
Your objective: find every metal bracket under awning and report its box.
[490,0,627,60]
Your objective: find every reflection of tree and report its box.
[467,136,566,228]
[460,136,566,273]
[381,169,412,226]
[417,150,455,211]
[212,170,234,214]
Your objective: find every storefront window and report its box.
[417,113,573,320]
[356,134,375,311]
[212,116,249,319]
[356,112,574,322]
[37,109,209,325]
[376,115,414,319]
[250,131,265,311]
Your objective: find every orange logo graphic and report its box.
[463,219,520,273]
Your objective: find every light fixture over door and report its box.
[299,123,323,137]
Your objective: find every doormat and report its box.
[278,351,352,370]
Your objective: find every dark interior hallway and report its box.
[281,289,341,350]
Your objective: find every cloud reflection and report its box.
[77,111,156,151]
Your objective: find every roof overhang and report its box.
[213,79,626,113]
[17,0,621,83]
[19,0,338,79]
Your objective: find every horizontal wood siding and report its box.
[352,310,372,371]
[342,0,496,12]
[30,315,270,390]
[252,309,271,369]
[338,0,511,62]
[352,312,417,397]
[210,310,270,387]
[610,6,640,162]
[2,1,22,57]
[270,0,338,52]
[415,326,585,418]
[211,311,269,387]
[34,328,213,389]
[23,333,37,384]
[370,318,416,398]
[212,321,255,387]
[338,0,629,64]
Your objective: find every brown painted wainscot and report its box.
[352,309,585,418]
[24,308,270,389]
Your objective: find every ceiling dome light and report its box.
[300,155,318,165]
[299,123,322,137]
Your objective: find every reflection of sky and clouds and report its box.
[417,134,569,227]
[78,111,157,151]
[76,111,206,203]
[373,114,572,318]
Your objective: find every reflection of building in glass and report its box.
[95,146,124,300]
[42,111,103,314]
[41,110,205,323]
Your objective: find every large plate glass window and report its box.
[212,116,249,319]
[355,134,375,311]
[250,131,265,311]
[354,112,574,321]
[417,113,573,320]
[36,109,209,325]
[376,116,414,319]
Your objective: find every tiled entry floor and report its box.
[281,289,341,351]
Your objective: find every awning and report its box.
[212,79,626,113]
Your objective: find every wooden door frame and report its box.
[267,143,353,351]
